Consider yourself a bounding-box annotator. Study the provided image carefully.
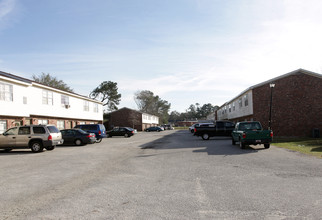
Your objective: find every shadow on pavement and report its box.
[139,130,266,156]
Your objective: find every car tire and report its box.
[264,143,270,149]
[75,139,83,146]
[96,138,102,143]
[4,149,12,152]
[30,141,44,153]
[190,130,194,133]
[202,133,209,140]
[124,133,129,138]
[232,138,236,145]
[45,146,55,151]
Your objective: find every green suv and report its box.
[0,125,64,153]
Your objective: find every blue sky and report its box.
[1,0,322,112]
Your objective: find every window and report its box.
[42,90,53,105]
[57,120,65,130]
[228,104,231,113]
[33,127,46,134]
[18,127,31,135]
[0,120,7,134]
[238,98,242,108]
[225,122,235,128]
[4,127,17,135]
[83,101,89,111]
[232,102,235,111]
[47,126,60,133]
[61,95,69,107]
[38,119,48,125]
[93,103,98,113]
[0,82,13,102]
[244,94,248,106]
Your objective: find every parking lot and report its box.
[1,130,322,219]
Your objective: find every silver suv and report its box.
[0,125,64,153]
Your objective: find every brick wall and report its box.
[108,108,143,131]
[253,73,322,137]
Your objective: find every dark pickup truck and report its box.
[194,121,235,140]
[231,121,273,149]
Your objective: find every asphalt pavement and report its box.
[1,130,322,219]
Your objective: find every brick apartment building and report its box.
[106,107,159,131]
[0,71,103,133]
[217,69,322,137]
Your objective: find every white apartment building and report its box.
[217,90,254,121]
[0,71,103,133]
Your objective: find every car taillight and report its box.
[270,131,273,137]
[242,133,246,139]
[99,131,101,135]
[194,128,197,133]
[48,135,52,141]
[132,131,134,134]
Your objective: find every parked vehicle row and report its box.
[191,120,272,149]
[1,123,170,153]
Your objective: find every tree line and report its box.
[32,73,217,124]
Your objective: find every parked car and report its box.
[74,124,107,143]
[161,124,174,130]
[106,127,135,138]
[60,129,96,146]
[0,125,63,153]
[189,123,213,133]
[189,124,198,133]
[231,121,273,149]
[194,121,235,140]
[145,126,163,132]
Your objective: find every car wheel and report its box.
[30,141,44,153]
[75,139,83,146]
[124,133,129,138]
[4,149,12,152]
[96,138,102,143]
[264,143,270,149]
[232,138,236,145]
[190,130,194,133]
[45,146,55,151]
[239,139,246,149]
[202,133,209,140]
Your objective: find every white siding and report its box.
[0,78,103,121]
[0,79,31,117]
[217,90,253,120]
[142,113,159,124]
